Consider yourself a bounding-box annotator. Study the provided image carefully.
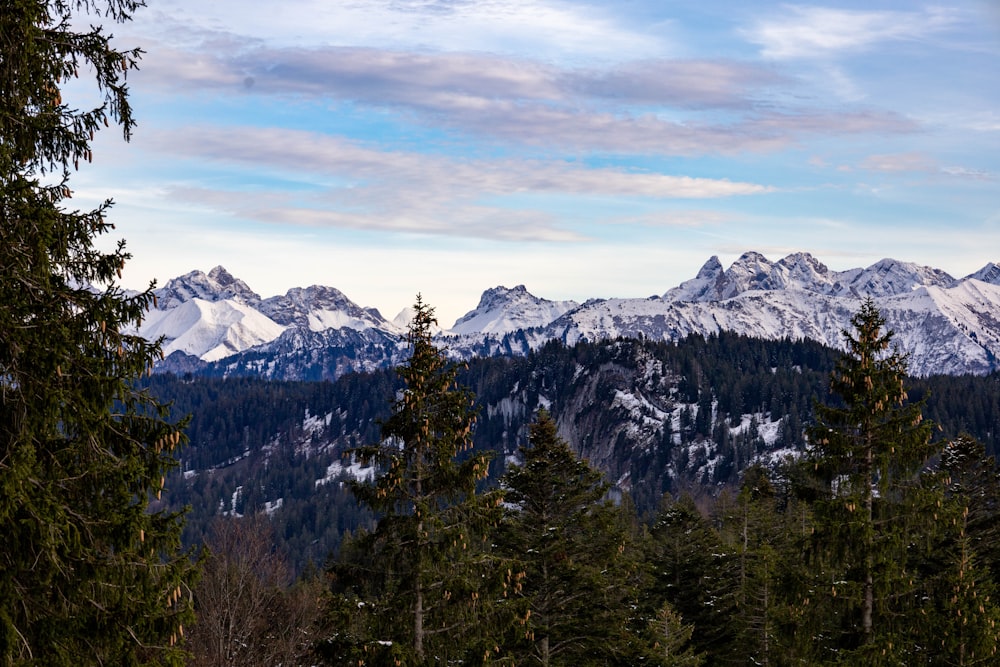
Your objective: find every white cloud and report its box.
[139,126,772,241]
[152,125,774,196]
[745,6,958,60]
[137,0,665,63]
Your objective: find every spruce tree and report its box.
[918,435,1000,665]
[803,298,938,662]
[0,1,197,664]
[716,466,786,666]
[323,297,504,666]
[646,494,738,663]
[495,410,642,666]
[642,603,703,667]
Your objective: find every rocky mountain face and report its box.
[142,252,1000,379]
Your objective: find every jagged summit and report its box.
[156,266,261,309]
[666,251,831,301]
[261,285,397,333]
[449,285,578,336]
[966,262,1000,286]
[846,258,955,298]
[665,252,958,303]
[665,256,724,301]
[145,270,398,363]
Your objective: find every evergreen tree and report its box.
[0,1,196,664]
[643,603,704,667]
[494,409,642,666]
[321,297,504,666]
[937,434,1000,583]
[715,466,785,666]
[917,435,1000,665]
[802,298,938,662]
[647,494,738,663]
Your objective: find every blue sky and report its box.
[80,0,1000,325]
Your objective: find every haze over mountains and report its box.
[140,251,1000,379]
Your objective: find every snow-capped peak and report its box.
[391,306,443,335]
[448,285,578,335]
[156,266,261,309]
[141,251,1000,378]
[666,253,958,303]
[844,258,955,298]
[140,298,285,362]
[776,252,834,290]
[966,262,1000,286]
[666,252,818,302]
[261,285,397,333]
[664,256,725,302]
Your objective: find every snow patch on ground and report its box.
[308,309,376,332]
[263,498,284,515]
[315,459,376,487]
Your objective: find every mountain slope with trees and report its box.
[149,332,1000,575]
[178,301,1000,665]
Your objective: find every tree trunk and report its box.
[415,576,424,661]
[862,430,874,643]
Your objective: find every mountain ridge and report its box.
[139,251,1000,378]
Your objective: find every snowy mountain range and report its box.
[140,253,1000,379]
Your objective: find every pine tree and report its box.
[803,298,938,662]
[917,435,1000,665]
[646,494,738,663]
[0,1,197,664]
[322,297,504,666]
[714,465,785,666]
[494,409,643,666]
[643,603,703,667]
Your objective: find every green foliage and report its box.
[0,0,197,664]
[642,604,703,667]
[495,410,641,666]
[915,435,1000,664]
[136,314,1000,665]
[797,299,993,664]
[323,297,506,666]
[646,495,739,664]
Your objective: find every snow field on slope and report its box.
[141,298,286,361]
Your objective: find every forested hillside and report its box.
[176,308,1000,666]
[148,332,1000,573]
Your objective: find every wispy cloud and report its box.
[745,6,958,60]
[81,0,998,316]
[940,166,994,181]
[858,152,994,180]
[860,152,938,173]
[136,39,917,156]
[140,40,766,109]
[138,0,666,62]
[143,126,772,241]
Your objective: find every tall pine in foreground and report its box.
[322,297,506,666]
[495,410,653,666]
[0,0,197,664]
[801,298,938,663]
